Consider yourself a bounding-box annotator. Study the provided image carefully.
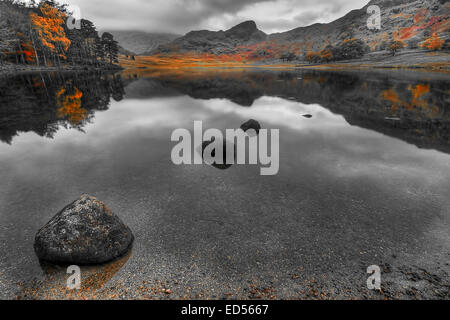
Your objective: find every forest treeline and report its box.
[0,0,120,68]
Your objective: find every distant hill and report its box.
[118,46,136,57]
[157,20,267,54]
[106,31,181,55]
[154,0,449,58]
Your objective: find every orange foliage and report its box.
[56,87,87,125]
[17,41,36,62]
[119,52,297,69]
[321,49,333,61]
[414,8,428,24]
[388,40,405,55]
[390,13,412,20]
[381,89,402,111]
[421,33,445,51]
[305,51,320,63]
[381,84,430,112]
[304,46,334,63]
[409,84,430,109]
[430,17,450,34]
[30,3,70,57]
[393,26,420,41]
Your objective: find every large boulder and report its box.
[34,195,134,264]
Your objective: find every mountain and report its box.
[269,0,449,51]
[156,21,267,54]
[106,31,181,55]
[154,0,449,58]
[118,45,136,56]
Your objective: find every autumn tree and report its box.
[320,46,334,62]
[304,39,367,64]
[0,1,114,68]
[420,33,445,51]
[30,3,71,66]
[388,40,405,56]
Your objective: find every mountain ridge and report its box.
[157,20,267,55]
[152,0,449,59]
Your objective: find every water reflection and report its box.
[1,69,448,154]
[240,119,261,135]
[0,72,125,145]
[0,68,449,299]
[121,68,449,154]
[200,137,236,170]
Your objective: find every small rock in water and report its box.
[302,114,313,118]
[202,137,236,170]
[34,194,134,264]
[240,119,261,134]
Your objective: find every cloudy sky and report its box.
[57,0,370,34]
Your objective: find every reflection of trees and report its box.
[0,72,124,144]
[56,87,87,126]
[123,69,449,154]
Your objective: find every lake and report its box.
[0,68,449,299]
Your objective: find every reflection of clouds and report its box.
[1,94,449,192]
[301,124,450,188]
[0,97,204,156]
[197,96,450,189]
[199,96,349,131]
[92,97,208,132]
[1,90,449,299]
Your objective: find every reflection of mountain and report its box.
[0,72,125,144]
[123,69,449,154]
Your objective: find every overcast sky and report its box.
[56,0,370,34]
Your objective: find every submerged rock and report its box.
[202,137,236,170]
[34,195,134,264]
[240,119,261,134]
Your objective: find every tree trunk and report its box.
[29,29,40,66]
[18,41,26,64]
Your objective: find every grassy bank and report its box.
[119,49,450,72]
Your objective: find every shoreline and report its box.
[0,64,124,77]
[1,52,448,77]
[117,50,450,73]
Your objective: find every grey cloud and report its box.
[186,0,273,12]
[293,11,324,26]
[63,0,370,34]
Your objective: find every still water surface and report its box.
[0,69,449,298]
